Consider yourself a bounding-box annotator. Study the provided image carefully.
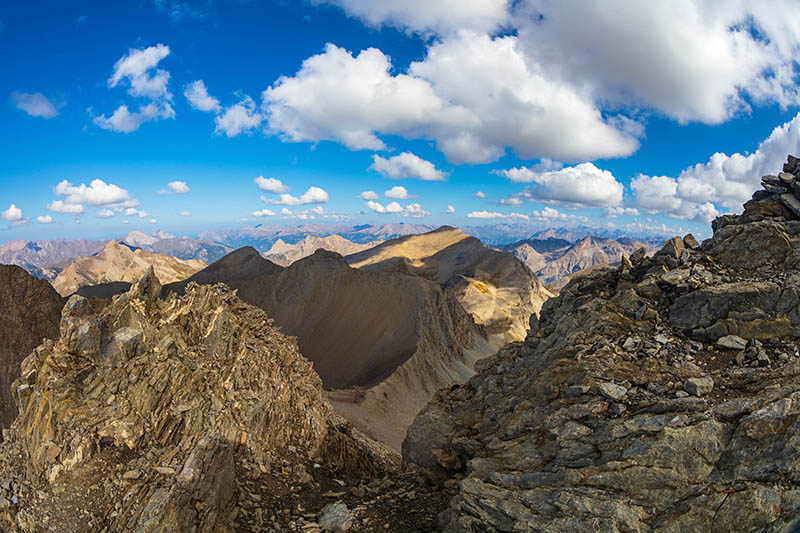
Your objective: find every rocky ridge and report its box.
[403,156,800,532]
[164,247,490,450]
[0,268,458,532]
[347,226,551,343]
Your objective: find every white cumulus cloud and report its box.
[514,1,800,125]
[358,190,379,200]
[254,176,289,193]
[180,210,192,216]
[466,210,529,221]
[184,80,220,113]
[445,205,455,213]
[96,208,115,218]
[11,92,61,118]
[36,215,53,224]
[369,152,447,181]
[475,191,486,198]
[604,206,640,218]
[47,200,85,215]
[496,162,624,208]
[251,208,276,217]
[263,36,638,164]
[94,44,174,132]
[215,95,263,137]
[316,0,509,35]
[1,204,22,221]
[109,44,171,100]
[159,180,189,194]
[384,185,413,200]
[404,203,430,218]
[365,200,403,214]
[54,179,134,207]
[267,186,329,206]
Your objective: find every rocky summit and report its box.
[0,268,451,532]
[403,156,800,532]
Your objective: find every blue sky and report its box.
[3,0,800,241]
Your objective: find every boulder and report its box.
[684,376,714,396]
[716,335,747,350]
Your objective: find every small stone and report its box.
[609,403,626,416]
[318,502,352,531]
[716,335,747,351]
[675,390,689,398]
[622,337,637,351]
[654,334,669,345]
[564,385,590,398]
[122,470,141,480]
[620,254,633,271]
[599,382,627,402]
[660,269,690,286]
[154,467,175,475]
[684,377,714,396]
[779,172,796,185]
[763,183,789,194]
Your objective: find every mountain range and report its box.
[263,234,382,266]
[162,226,543,448]
[502,235,656,287]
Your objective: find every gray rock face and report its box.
[403,155,800,533]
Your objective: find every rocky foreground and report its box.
[403,156,800,531]
[0,269,449,532]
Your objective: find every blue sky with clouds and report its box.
[3,0,800,241]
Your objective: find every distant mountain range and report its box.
[199,222,437,251]
[501,235,657,287]
[262,235,382,266]
[1,223,676,286]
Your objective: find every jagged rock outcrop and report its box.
[164,248,490,449]
[403,157,800,532]
[348,226,551,342]
[52,240,207,296]
[0,266,63,428]
[0,268,395,532]
[263,235,381,266]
